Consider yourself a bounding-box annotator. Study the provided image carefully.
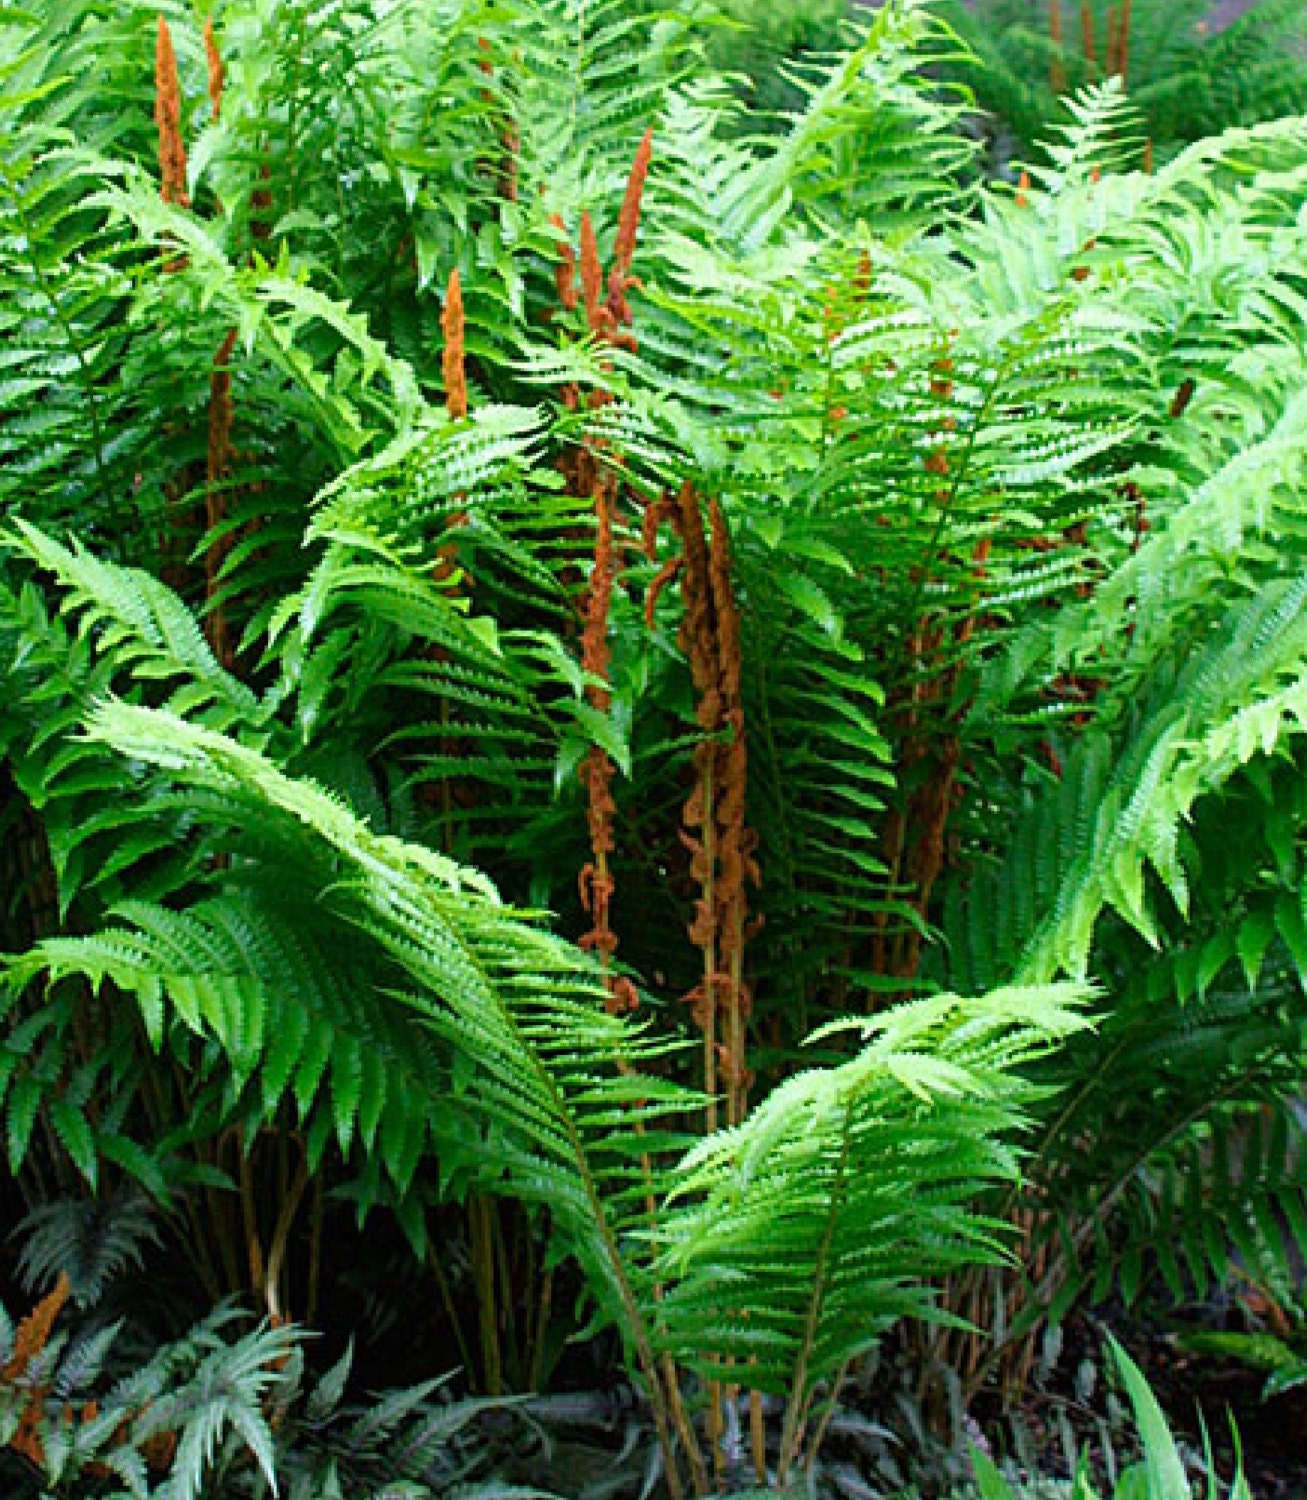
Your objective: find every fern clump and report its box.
[2,0,1307,1492]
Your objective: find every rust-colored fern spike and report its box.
[2,1273,70,1383]
[155,17,190,209]
[581,476,615,709]
[442,268,468,421]
[205,328,238,669]
[613,129,653,277]
[645,554,683,628]
[564,146,654,1015]
[1048,0,1067,92]
[578,471,633,1009]
[707,498,754,1126]
[1117,0,1133,81]
[1080,0,1097,65]
[579,210,605,337]
[551,213,580,312]
[673,483,721,1119]
[668,484,755,1124]
[203,15,224,120]
[607,128,654,328]
[1016,169,1031,208]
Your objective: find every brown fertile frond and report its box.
[613,129,654,278]
[203,15,224,119]
[1116,0,1133,81]
[1080,0,1096,64]
[578,470,626,998]
[579,211,605,337]
[207,329,238,485]
[645,554,683,627]
[155,17,190,209]
[669,485,756,1118]
[706,503,756,995]
[3,1273,70,1383]
[551,213,580,312]
[642,493,677,560]
[581,471,617,706]
[1049,0,1067,92]
[442,269,469,421]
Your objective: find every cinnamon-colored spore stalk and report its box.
[155,17,190,208]
[203,16,224,119]
[441,269,468,421]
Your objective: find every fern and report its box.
[8,0,1307,1480]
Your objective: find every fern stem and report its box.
[470,1195,504,1395]
[306,1169,325,1328]
[264,1149,309,1324]
[749,1387,766,1484]
[527,1266,553,1391]
[776,1106,853,1483]
[237,1128,268,1313]
[803,1356,853,1478]
[428,1239,478,1380]
[543,1063,688,1498]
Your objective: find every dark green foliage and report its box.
[0,1201,543,1499]
[939,0,1307,169]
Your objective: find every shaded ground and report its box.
[1139,1338,1307,1500]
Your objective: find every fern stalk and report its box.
[775,1115,853,1484]
[1081,0,1097,65]
[154,17,189,210]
